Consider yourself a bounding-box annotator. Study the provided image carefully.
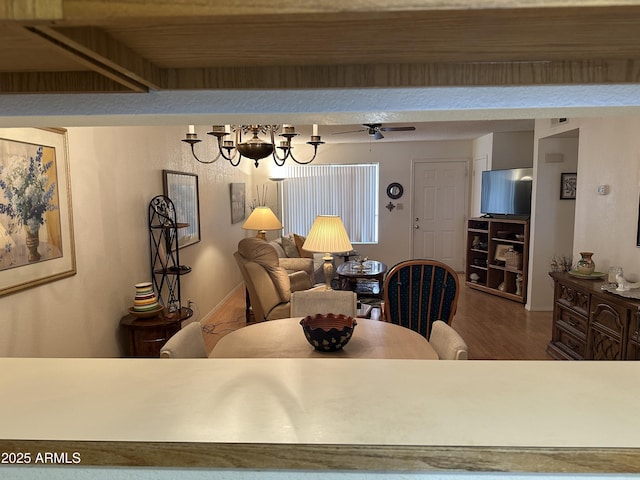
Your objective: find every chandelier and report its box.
[182,124,324,168]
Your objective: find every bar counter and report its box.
[1,358,640,473]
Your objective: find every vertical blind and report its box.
[281,164,379,244]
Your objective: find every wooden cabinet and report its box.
[548,272,640,360]
[120,307,193,357]
[465,217,529,303]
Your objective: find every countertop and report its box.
[1,358,639,472]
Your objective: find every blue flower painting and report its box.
[0,141,62,268]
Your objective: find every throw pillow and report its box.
[293,233,313,258]
[280,233,299,258]
[268,239,287,258]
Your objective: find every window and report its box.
[281,164,379,244]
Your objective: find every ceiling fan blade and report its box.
[379,126,416,132]
[332,129,367,135]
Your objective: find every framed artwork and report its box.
[560,172,577,200]
[230,183,246,224]
[162,170,200,249]
[0,127,76,297]
[637,194,640,248]
[494,244,512,262]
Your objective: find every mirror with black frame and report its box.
[386,182,403,200]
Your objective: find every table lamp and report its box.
[242,206,283,240]
[302,215,353,290]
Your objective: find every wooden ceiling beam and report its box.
[0,71,136,93]
[56,0,640,20]
[24,26,162,92]
[0,0,63,20]
[164,59,640,90]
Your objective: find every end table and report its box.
[337,260,387,299]
[120,307,193,357]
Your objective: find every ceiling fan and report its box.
[333,123,416,140]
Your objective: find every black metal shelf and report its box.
[148,195,191,312]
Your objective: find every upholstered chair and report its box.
[290,290,358,318]
[428,320,469,360]
[382,259,459,340]
[234,237,313,322]
[160,322,208,358]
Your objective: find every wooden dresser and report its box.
[548,272,640,360]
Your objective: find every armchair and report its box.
[235,237,313,322]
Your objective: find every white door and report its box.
[412,161,467,271]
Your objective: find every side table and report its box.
[337,260,387,299]
[120,307,193,357]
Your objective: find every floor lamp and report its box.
[302,215,353,290]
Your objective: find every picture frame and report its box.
[494,244,512,262]
[0,127,76,297]
[637,193,640,248]
[560,172,577,200]
[162,170,200,249]
[230,182,246,224]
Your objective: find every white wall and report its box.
[573,116,640,282]
[527,122,579,310]
[528,115,640,310]
[470,133,493,217]
[281,139,473,269]
[492,131,535,169]
[0,126,251,357]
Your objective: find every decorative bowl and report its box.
[300,313,357,352]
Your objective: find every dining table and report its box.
[209,317,439,359]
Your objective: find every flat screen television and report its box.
[480,168,533,216]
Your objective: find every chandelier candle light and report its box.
[302,215,353,290]
[182,124,324,168]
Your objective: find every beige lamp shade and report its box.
[303,215,353,290]
[242,206,283,240]
[303,215,353,253]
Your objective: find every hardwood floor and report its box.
[200,278,554,360]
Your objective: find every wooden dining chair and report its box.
[382,259,459,339]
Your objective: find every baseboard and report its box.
[200,282,244,324]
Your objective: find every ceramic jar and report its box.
[576,252,595,275]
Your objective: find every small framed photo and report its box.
[230,182,246,224]
[560,172,577,200]
[494,244,512,262]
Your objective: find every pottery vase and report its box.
[576,252,595,275]
[25,228,41,262]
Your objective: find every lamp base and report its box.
[323,254,334,290]
[256,230,267,241]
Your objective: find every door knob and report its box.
[414,225,420,229]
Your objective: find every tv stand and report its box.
[465,217,529,303]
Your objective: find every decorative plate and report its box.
[128,305,164,318]
[568,270,605,279]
